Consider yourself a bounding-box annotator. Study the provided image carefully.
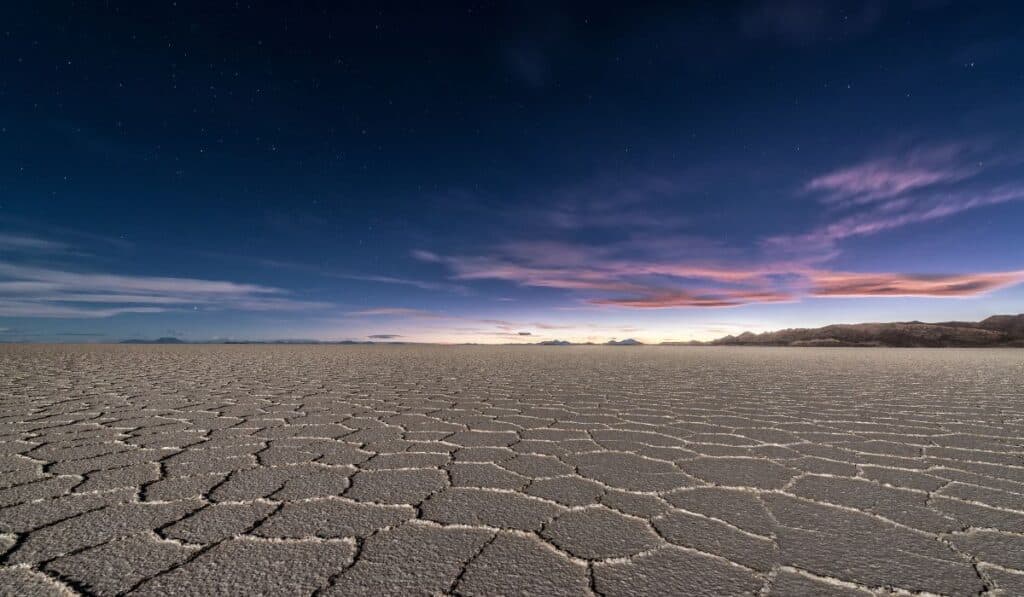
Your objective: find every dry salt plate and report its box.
[1,344,1023,596]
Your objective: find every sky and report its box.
[2,1,1023,344]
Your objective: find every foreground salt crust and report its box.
[0,344,1022,595]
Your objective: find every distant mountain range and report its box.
[111,315,1024,347]
[605,338,643,345]
[120,337,186,344]
[537,338,644,346]
[707,314,1024,348]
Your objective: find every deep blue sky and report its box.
[2,1,1023,342]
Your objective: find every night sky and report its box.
[2,2,1023,343]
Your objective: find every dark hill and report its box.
[606,338,643,345]
[121,337,186,344]
[711,314,1024,347]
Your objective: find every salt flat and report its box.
[1,345,1022,596]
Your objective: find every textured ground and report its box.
[0,345,1022,596]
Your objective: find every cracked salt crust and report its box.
[0,344,1022,595]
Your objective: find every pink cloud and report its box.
[414,144,1024,312]
[591,289,795,309]
[415,251,645,292]
[412,243,797,309]
[768,143,1024,253]
[810,270,1024,297]
[805,144,978,206]
[418,241,798,293]
[774,184,1024,249]
[415,238,1024,309]
[406,143,1024,311]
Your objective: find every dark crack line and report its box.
[446,531,499,596]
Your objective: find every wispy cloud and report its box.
[809,270,1024,297]
[773,184,1024,249]
[417,243,768,296]
[591,289,795,309]
[414,241,802,308]
[0,263,280,295]
[0,262,330,318]
[419,142,1023,312]
[540,174,693,231]
[256,258,470,294]
[805,144,978,206]
[345,307,441,318]
[336,274,469,294]
[0,301,168,319]
[337,310,633,341]
[477,319,577,331]
[0,233,70,252]
[412,141,1024,309]
[415,234,1024,309]
[0,218,134,251]
[768,142,1024,252]
[532,173,698,232]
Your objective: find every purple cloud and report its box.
[415,232,1024,309]
[810,270,1024,297]
[772,183,1024,249]
[805,144,979,206]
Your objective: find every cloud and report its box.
[0,217,135,250]
[336,310,632,342]
[774,183,1024,250]
[418,240,789,289]
[415,142,1023,314]
[0,263,281,295]
[766,143,1024,252]
[337,274,469,294]
[0,233,70,252]
[523,173,698,233]
[345,307,441,318]
[532,322,576,330]
[256,258,469,294]
[415,240,805,309]
[368,334,402,339]
[0,262,329,318]
[805,145,978,206]
[0,301,168,318]
[810,270,1024,297]
[591,290,795,309]
[415,247,648,292]
[416,235,1024,310]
